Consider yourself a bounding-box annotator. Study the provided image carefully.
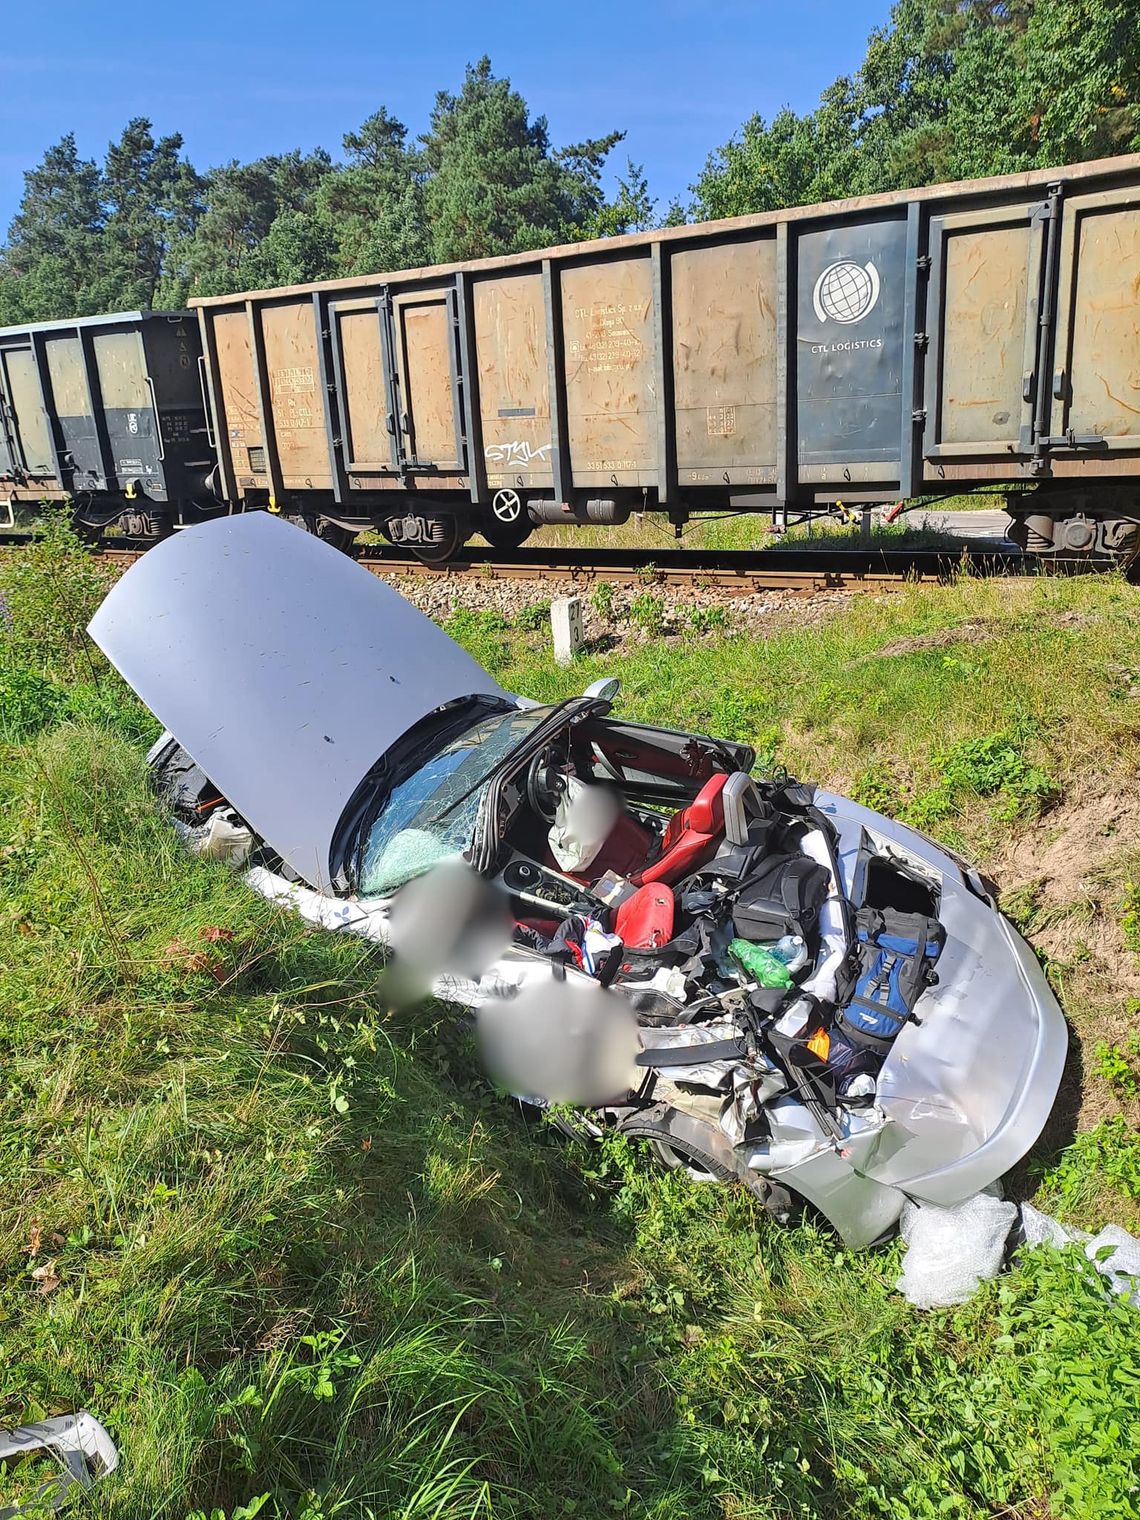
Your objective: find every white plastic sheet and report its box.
[1084,1225,1140,1307]
[896,1192,1018,1308]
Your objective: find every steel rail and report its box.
[0,532,1104,595]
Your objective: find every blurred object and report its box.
[478,979,639,1105]
[0,1411,118,1517]
[183,807,254,866]
[548,778,620,874]
[384,859,512,1008]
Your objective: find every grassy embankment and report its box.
[1,519,1138,1519]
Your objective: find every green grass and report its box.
[3,527,1140,1517]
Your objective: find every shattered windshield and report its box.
[358,705,554,897]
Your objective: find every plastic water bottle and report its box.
[771,935,809,973]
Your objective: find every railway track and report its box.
[0,532,1103,594]
[360,542,1037,593]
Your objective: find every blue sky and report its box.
[0,0,889,229]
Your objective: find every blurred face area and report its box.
[382,857,513,1007]
[477,980,640,1107]
[382,857,640,1106]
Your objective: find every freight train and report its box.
[3,153,1139,563]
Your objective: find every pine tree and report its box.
[0,133,104,322]
[420,58,624,262]
[318,109,430,275]
[98,119,202,309]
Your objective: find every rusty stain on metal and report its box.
[262,302,331,487]
[939,224,1030,446]
[561,258,657,488]
[672,237,779,486]
[394,292,460,468]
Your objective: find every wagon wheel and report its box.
[481,488,533,551]
[385,513,469,566]
[285,513,357,555]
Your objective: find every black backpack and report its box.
[731,852,831,945]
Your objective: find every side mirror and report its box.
[583,677,621,704]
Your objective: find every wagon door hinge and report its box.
[911,408,927,424]
[913,331,929,350]
[915,253,932,273]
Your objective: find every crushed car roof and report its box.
[88,514,506,887]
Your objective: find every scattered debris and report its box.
[29,1260,60,1296]
[0,1412,118,1517]
[1020,1203,1140,1308]
[897,1195,1140,1309]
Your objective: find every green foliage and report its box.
[687,604,728,635]
[1095,1033,1140,1100]
[442,605,511,671]
[0,667,67,741]
[0,121,201,320]
[628,592,666,636]
[909,730,1056,827]
[589,580,616,618]
[422,57,627,262]
[1038,1116,1140,1212]
[0,61,648,316]
[1120,880,1140,955]
[4,572,1140,1514]
[0,510,113,682]
[851,760,904,815]
[693,0,1140,220]
[706,688,767,744]
[513,600,550,632]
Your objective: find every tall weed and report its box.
[0,510,114,682]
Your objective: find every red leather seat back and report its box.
[614,883,675,950]
[633,772,729,887]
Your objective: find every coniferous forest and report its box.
[1,0,1137,325]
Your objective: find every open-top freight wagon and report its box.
[4,153,1140,562]
[0,311,214,538]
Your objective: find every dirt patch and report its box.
[872,619,997,658]
[871,607,1103,660]
[995,789,1140,909]
[994,788,1140,1129]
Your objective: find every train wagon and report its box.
[0,311,217,538]
[192,153,1140,564]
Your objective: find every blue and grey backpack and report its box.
[837,906,945,1049]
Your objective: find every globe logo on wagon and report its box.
[812,260,881,324]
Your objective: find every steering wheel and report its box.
[526,748,567,822]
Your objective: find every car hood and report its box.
[88,514,506,887]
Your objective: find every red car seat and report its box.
[632,772,729,887]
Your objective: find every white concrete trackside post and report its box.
[551,596,584,666]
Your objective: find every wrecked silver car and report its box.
[88,514,1067,1248]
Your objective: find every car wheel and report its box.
[619,1107,795,1221]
